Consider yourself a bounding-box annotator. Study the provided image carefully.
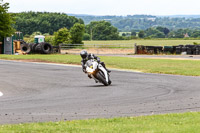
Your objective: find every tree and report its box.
[145,28,158,37]
[83,33,90,40]
[174,29,185,38]
[153,32,165,38]
[131,30,136,36]
[163,28,170,36]
[191,30,200,38]
[122,33,126,36]
[0,0,15,40]
[70,23,85,44]
[138,30,145,38]
[53,28,71,46]
[86,21,120,40]
[144,28,165,38]
[156,26,170,36]
[12,12,84,35]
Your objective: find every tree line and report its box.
[136,27,200,39]
[12,12,84,35]
[1,0,200,45]
[12,12,200,41]
[0,0,15,41]
[73,14,200,32]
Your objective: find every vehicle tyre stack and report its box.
[41,42,53,54]
[20,43,32,54]
[31,43,39,53]
[181,46,187,54]
[163,46,173,54]
[146,46,155,54]
[176,46,181,54]
[34,43,43,54]
[196,46,200,55]
[172,46,178,54]
[154,46,163,54]
[32,42,53,54]
[185,45,193,55]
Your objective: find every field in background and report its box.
[1,112,200,132]
[62,39,200,55]
[24,37,200,46]
[84,39,200,46]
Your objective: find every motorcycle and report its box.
[85,59,111,86]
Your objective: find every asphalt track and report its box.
[0,60,200,124]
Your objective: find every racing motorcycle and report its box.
[85,59,111,86]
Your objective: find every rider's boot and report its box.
[107,69,111,73]
[88,75,92,79]
[101,62,111,73]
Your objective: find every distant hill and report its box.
[164,15,200,18]
[68,13,200,31]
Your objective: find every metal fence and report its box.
[60,43,137,55]
[60,44,136,49]
[59,43,200,55]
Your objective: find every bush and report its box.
[70,23,85,44]
[83,33,90,40]
[53,28,71,46]
[45,36,54,45]
[193,42,200,45]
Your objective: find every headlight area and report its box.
[89,65,93,69]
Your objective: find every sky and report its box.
[3,0,200,16]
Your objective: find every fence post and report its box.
[58,44,61,53]
[133,43,137,54]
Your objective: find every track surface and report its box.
[0,60,200,124]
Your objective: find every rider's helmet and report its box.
[80,50,88,59]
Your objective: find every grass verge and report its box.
[0,112,200,132]
[1,54,200,76]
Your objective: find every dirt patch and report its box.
[2,59,81,66]
[3,59,61,64]
[61,48,134,55]
[15,59,52,63]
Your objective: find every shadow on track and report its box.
[83,84,115,88]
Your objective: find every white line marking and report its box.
[0,59,142,73]
[25,61,143,73]
[0,91,3,97]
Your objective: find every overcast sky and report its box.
[4,0,200,16]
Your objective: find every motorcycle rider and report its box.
[80,50,111,76]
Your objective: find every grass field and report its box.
[1,112,200,132]
[84,39,200,46]
[1,54,200,76]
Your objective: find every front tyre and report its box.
[96,71,109,86]
[108,80,112,85]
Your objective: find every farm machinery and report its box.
[13,32,53,54]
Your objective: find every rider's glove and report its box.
[83,69,87,73]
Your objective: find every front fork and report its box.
[98,65,109,83]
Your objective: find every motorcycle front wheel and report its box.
[96,71,109,86]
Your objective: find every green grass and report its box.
[1,54,200,76]
[0,54,81,65]
[84,39,200,46]
[1,112,200,133]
